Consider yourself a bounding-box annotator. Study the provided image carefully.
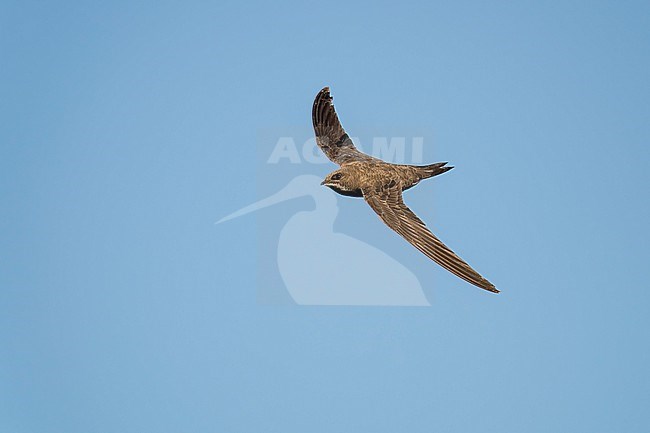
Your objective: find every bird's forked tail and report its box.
[417,162,454,179]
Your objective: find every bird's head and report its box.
[320,168,361,196]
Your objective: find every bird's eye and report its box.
[331,173,343,180]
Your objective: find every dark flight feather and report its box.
[364,184,498,293]
[312,87,375,165]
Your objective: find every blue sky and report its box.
[1,1,649,431]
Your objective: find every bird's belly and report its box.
[329,186,363,198]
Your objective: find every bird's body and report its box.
[313,87,499,293]
[321,160,453,198]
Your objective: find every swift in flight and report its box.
[313,87,498,293]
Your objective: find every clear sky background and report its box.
[1,1,649,432]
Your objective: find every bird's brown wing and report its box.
[363,183,499,293]
[312,87,375,165]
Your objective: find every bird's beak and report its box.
[320,179,327,186]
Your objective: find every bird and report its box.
[313,86,499,293]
